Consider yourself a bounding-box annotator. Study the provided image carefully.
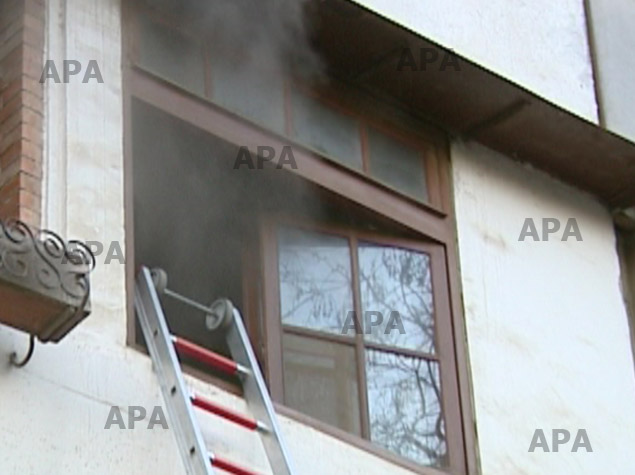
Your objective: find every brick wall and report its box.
[0,0,44,227]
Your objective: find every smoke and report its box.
[158,0,324,81]
[211,0,322,79]
[133,0,331,335]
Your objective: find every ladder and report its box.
[134,266,295,475]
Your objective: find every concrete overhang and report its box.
[309,0,635,209]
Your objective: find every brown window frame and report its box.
[122,2,478,474]
[261,218,466,473]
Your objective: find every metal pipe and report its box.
[164,288,217,316]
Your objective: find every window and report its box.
[125,1,473,472]
[131,1,436,207]
[209,52,286,134]
[366,126,429,202]
[137,15,205,96]
[267,225,463,470]
[290,90,364,170]
[288,87,432,203]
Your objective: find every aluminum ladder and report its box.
[134,266,295,475]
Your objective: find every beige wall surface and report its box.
[452,139,635,474]
[353,0,598,122]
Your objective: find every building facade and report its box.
[1,0,635,474]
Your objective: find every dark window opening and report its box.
[131,98,424,381]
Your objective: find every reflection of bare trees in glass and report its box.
[361,247,446,466]
[278,229,447,467]
[278,230,353,333]
[367,351,447,467]
[358,245,436,353]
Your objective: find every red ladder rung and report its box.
[172,336,246,376]
[191,394,264,432]
[211,454,261,475]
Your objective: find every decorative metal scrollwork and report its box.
[0,219,97,362]
[0,219,95,298]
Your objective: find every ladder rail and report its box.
[226,307,296,475]
[135,267,214,475]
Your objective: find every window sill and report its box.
[274,404,460,475]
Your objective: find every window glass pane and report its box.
[283,334,361,435]
[278,228,353,335]
[137,17,205,96]
[367,128,428,202]
[210,55,285,133]
[366,350,447,467]
[291,91,363,170]
[358,243,436,354]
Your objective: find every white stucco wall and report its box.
[452,139,635,474]
[353,0,599,123]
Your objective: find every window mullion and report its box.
[350,235,371,440]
